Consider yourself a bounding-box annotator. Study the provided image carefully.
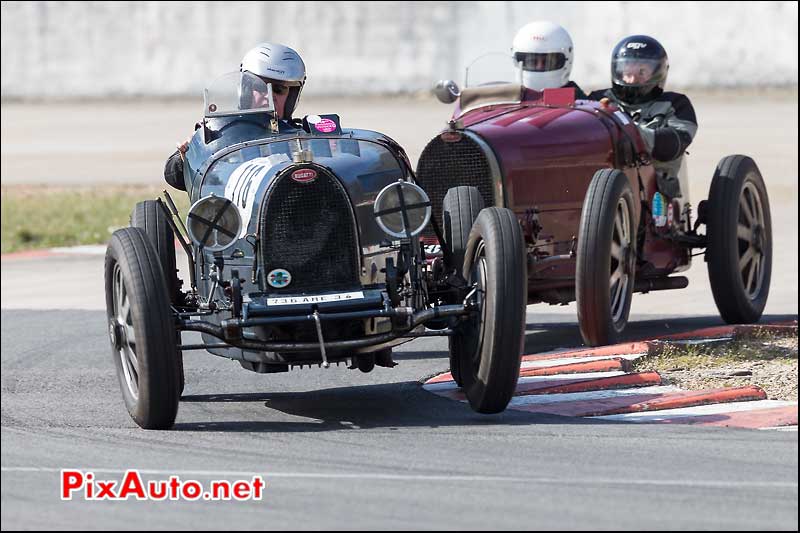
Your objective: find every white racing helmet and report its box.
[240,42,307,119]
[511,21,574,91]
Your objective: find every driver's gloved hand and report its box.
[164,150,186,191]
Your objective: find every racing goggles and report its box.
[514,52,567,72]
[255,76,301,96]
[251,80,290,96]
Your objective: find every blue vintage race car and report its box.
[104,71,527,429]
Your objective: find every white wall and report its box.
[1,1,797,98]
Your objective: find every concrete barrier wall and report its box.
[1,1,797,98]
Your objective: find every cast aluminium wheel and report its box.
[707,155,772,323]
[110,260,139,400]
[576,169,637,347]
[609,195,634,324]
[105,227,180,430]
[449,207,526,413]
[442,186,485,387]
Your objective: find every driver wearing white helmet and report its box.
[512,21,587,99]
[165,43,307,190]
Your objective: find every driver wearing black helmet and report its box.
[589,35,698,202]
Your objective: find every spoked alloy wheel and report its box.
[736,181,768,299]
[105,227,180,429]
[576,169,637,347]
[111,262,139,400]
[609,196,633,325]
[455,241,489,382]
[707,155,772,323]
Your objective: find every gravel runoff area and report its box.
[632,327,798,401]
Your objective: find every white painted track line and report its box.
[591,400,798,422]
[1,467,796,489]
[424,371,628,392]
[520,353,646,369]
[507,385,682,407]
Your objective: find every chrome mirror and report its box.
[433,80,460,104]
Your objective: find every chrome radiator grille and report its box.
[415,134,496,238]
[259,167,360,294]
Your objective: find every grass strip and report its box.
[1,185,190,254]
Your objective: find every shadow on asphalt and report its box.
[175,380,606,432]
[174,313,796,433]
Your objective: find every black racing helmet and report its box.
[611,35,669,104]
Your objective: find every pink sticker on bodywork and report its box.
[315,118,337,133]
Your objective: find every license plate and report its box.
[266,291,365,306]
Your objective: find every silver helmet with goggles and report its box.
[240,42,307,119]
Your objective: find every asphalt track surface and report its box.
[2,308,798,530]
[2,93,798,529]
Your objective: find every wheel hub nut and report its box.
[752,225,764,252]
[109,322,123,351]
[622,246,633,274]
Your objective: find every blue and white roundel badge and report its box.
[651,192,667,227]
[267,269,292,288]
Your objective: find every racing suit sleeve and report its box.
[164,150,186,191]
[636,94,698,162]
[164,122,204,191]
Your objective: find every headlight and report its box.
[186,195,242,252]
[373,181,432,238]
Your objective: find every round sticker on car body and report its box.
[315,118,337,133]
[267,269,292,288]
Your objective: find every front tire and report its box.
[442,186,485,273]
[576,169,637,346]
[706,155,772,323]
[442,186,485,387]
[131,200,180,303]
[105,227,180,429]
[450,207,527,413]
[131,200,184,395]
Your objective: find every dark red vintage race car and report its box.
[416,71,772,349]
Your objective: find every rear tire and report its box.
[706,155,772,323]
[131,200,184,395]
[450,207,526,413]
[105,227,180,429]
[576,169,637,346]
[442,186,485,387]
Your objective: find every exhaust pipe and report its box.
[634,276,689,294]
